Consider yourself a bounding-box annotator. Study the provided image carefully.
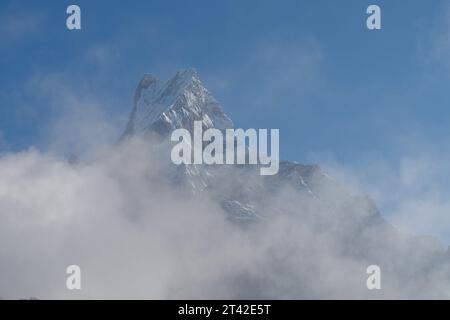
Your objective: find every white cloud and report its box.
[23,72,127,157]
[0,135,449,299]
[316,148,450,244]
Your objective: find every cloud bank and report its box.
[1,133,450,299]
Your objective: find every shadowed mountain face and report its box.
[119,69,450,298]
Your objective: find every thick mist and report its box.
[1,136,449,299]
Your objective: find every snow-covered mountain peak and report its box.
[123,69,233,138]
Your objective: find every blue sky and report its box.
[0,0,448,159]
[2,1,450,237]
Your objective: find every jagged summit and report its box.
[123,69,233,139]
